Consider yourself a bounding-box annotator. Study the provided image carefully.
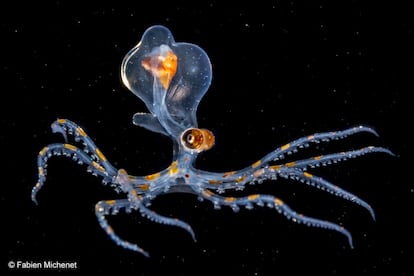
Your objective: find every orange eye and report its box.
[181,128,215,152]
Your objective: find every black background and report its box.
[1,1,412,275]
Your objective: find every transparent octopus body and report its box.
[32,25,393,256]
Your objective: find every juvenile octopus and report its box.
[32,25,393,256]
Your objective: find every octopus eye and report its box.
[186,133,195,144]
[181,128,215,152]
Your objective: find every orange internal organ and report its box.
[141,45,177,89]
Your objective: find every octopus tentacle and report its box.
[199,189,353,248]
